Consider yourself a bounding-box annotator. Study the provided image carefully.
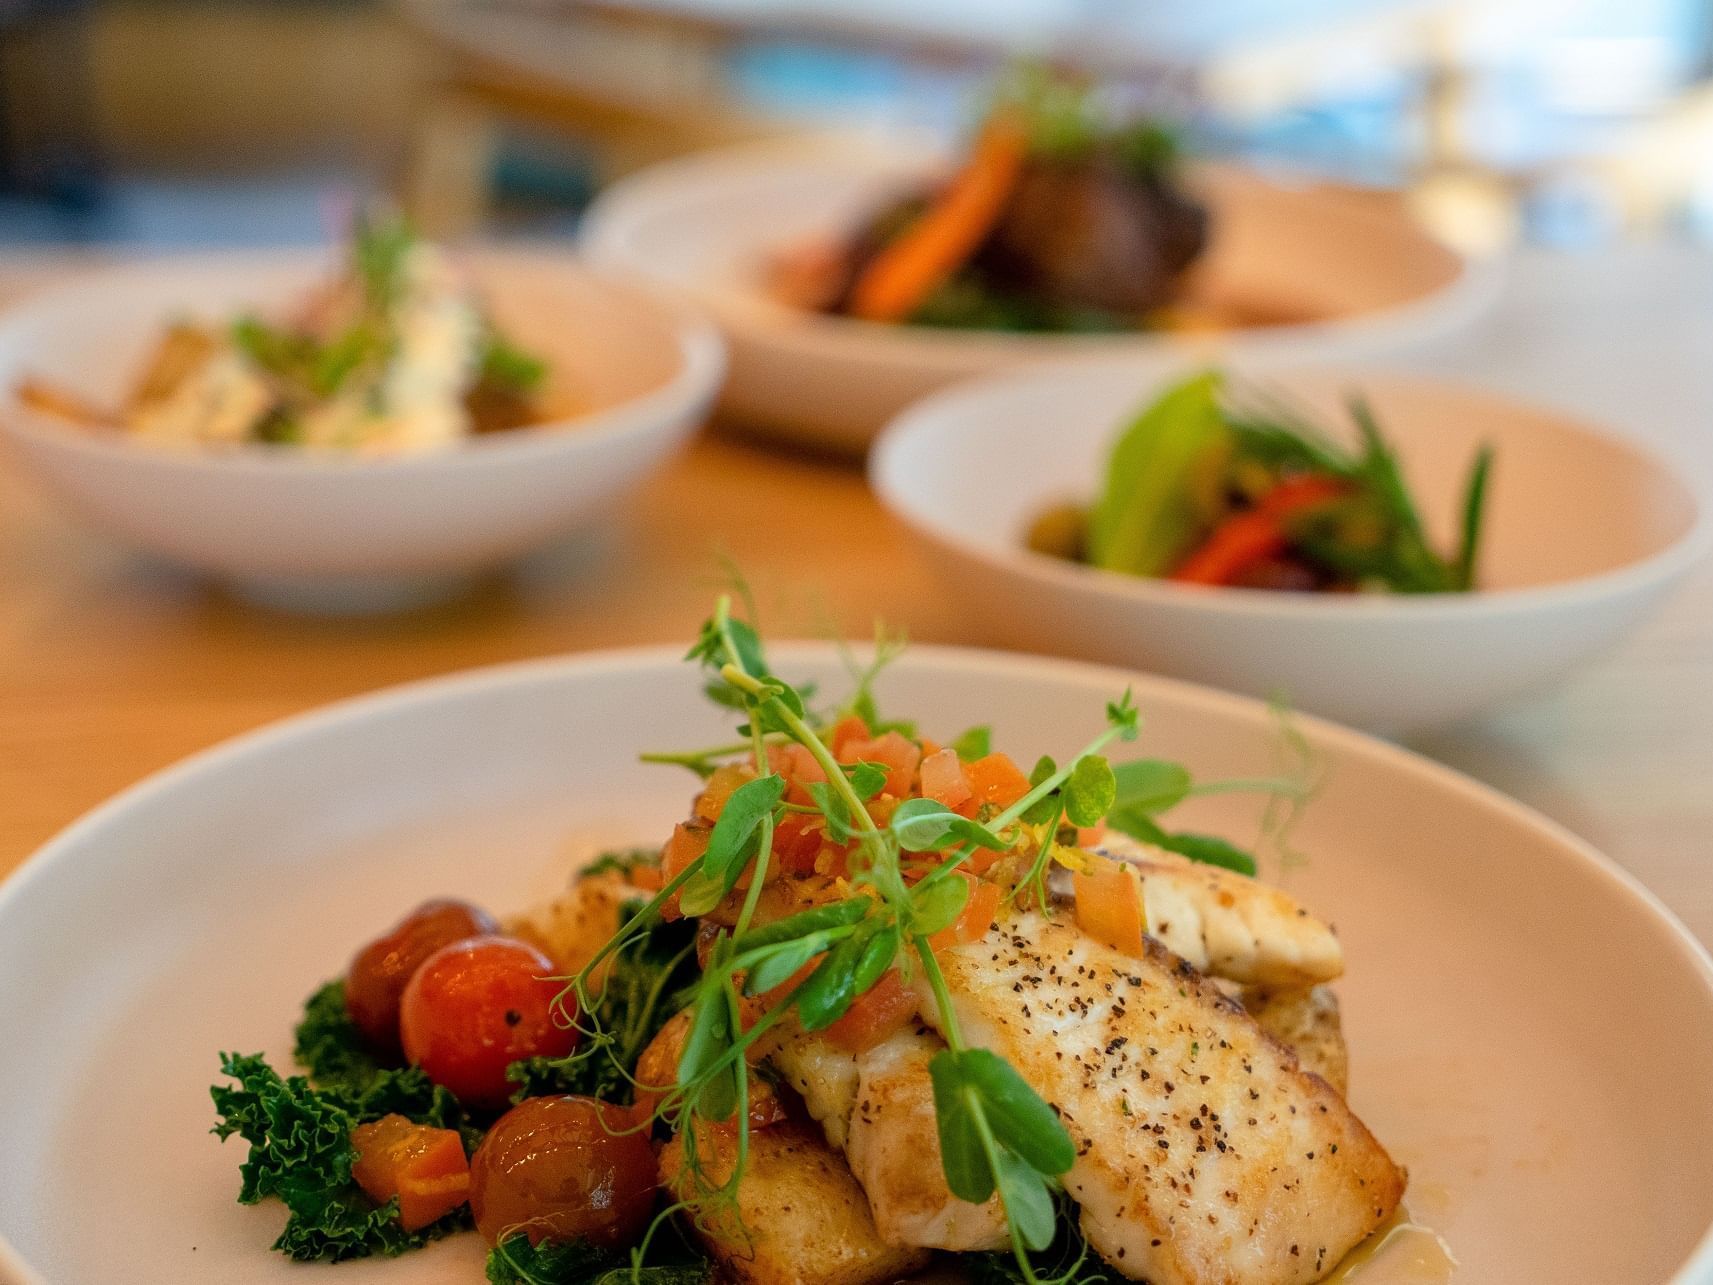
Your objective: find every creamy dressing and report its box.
[1322,1208,1458,1283]
[299,243,481,454]
[135,241,490,454]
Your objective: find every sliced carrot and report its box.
[772,812,827,875]
[659,821,711,920]
[919,746,973,810]
[765,741,829,806]
[848,113,1029,323]
[1258,474,1348,514]
[1169,510,1288,586]
[927,873,1003,951]
[1170,474,1350,586]
[1073,863,1147,957]
[841,729,922,801]
[822,970,920,1054]
[963,753,1031,810]
[695,763,757,821]
[350,1114,470,1232]
[828,714,873,759]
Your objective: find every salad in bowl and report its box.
[1027,370,1493,594]
[774,76,1220,336]
[16,214,554,456]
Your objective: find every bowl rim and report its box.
[0,244,727,477]
[578,131,1503,367]
[2,639,1712,1283]
[871,360,1713,620]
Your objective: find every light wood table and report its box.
[2,246,1710,950]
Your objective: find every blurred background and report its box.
[0,0,1709,254]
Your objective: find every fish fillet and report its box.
[1091,836,1343,987]
[915,911,1403,1284]
[767,1022,1008,1250]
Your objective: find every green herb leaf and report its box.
[702,774,785,884]
[1062,755,1116,828]
[675,868,730,919]
[892,797,1006,853]
[582,847,664,879]
[1090,372,1231,576]
[910,873,972,937]
[808,779,855,844]
[1022,755,1061,824]
[844,760,890,799]
[950,725,993,762]
[677,979,740,1121]
[1110,759,1192,814]
[477,329,548,395]
[1109,812,1258,876]
[794,928,872,1031]
[731,899,871,953]
[928,1046,1074,1242]
[742,934,825,996]
[993,1147,1059,1251]
[1455,442,1493,590]
[960,1049,1076,1176]
[928,1051,996,1204]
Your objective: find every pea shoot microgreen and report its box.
[549,596,1308,1283]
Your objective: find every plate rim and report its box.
[4,641,1712,1284]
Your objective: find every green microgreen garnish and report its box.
[538,595,1317,1283]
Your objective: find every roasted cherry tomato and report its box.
[345,899,498,1055]
[469,1095,656,1248]
[398,936,577,1108]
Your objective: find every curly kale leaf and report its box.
[211,1051,469,1261]
[292,979,484,1150]
[292,979,386,1094]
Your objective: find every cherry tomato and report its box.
[469,1095,657,1248]
[399,936,577,1108]
[346,899,498,1055]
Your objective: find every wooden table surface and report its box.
[2,245,1711,945]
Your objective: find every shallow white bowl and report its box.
[873,362,1709,732]
[581,133,1495,454]
[0,248,725,612]
[1,644,1711,1283]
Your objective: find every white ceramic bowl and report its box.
[873,362,1709,732]
[581,133,1495,454]
[2,644,1712,1283]
[0,248,725,612]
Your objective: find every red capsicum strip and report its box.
[1169,474,1348,586]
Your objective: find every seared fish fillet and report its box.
[1241,984,1348,1097]
[659,1119,931,1285]
[915,912,1403,1285]
[1092,836,1343,987]
[767,1022,1008,1250]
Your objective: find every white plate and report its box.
[2,645,1712,1284]
[581,133,1497,453]
[873,361,1710,733]
[0,248,725,613]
